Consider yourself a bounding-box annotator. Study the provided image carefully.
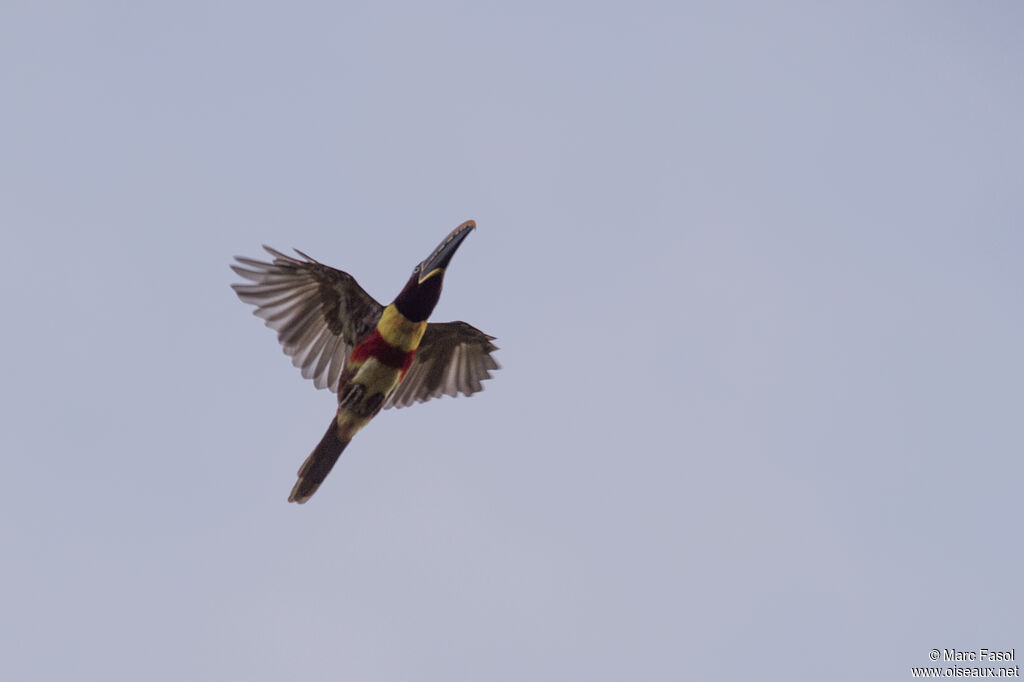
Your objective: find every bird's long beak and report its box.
[418,220,476,284]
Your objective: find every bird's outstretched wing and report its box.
[231,246,384,393]
[383,321,499,409]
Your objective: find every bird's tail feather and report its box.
[288,418,351,504]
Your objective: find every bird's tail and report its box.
[288,418,351,504]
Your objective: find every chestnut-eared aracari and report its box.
[231,220,498,503]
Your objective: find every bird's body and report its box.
[231,220,498,503]
[342,305,426,426]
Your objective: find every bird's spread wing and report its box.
[383,321,499,409]
[231,246,384,392]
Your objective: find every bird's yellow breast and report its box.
[376,304,427,352]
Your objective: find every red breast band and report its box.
[350,330,416,372]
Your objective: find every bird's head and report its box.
[393,220,476,322]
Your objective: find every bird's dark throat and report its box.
[393,272,442,322]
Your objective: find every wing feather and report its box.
[231,246,384,392]
[383,320,499,409]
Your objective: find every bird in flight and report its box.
[231,220,499,503]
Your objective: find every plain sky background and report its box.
[2,2,1022,680]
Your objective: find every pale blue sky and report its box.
[2,2,1022,680]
